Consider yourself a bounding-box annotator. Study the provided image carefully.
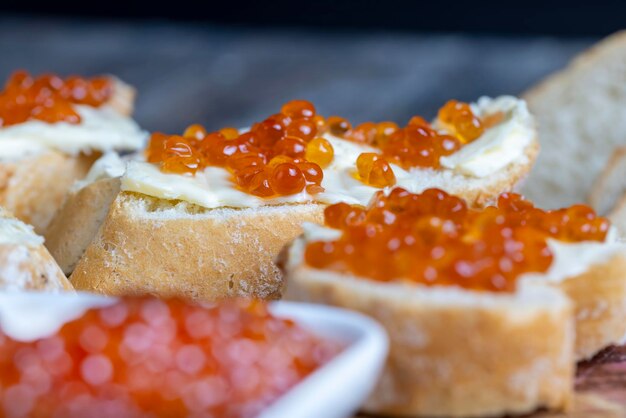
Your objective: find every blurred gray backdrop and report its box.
[0,17,594,133]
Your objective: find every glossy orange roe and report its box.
[145,100,329,198]
[305,188,610,292]
[356,153,396,188]
[0,71,113,127]
[340,100,483,170]
[437,100,484,143]
[145,99,499,195]
[0,298,340,418]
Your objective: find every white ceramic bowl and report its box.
[262,301,389,418]
[0,293,389,418]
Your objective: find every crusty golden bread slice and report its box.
[522,236,626,360]
[0,151,99,234]
[552,254,626,361]
[0,78,135,234]
[45,177,121,275]
[281,236,574,417]
[0,208,72,291]
[69,192,324,300]
[523,31,626,208]
[589,146,626,216]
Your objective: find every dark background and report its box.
[1,0,623,37]
[0,1,616,132]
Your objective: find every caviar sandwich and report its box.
[45,97,538,301]
[281,187,626,416]
[0,71,145,234]
[0,207,71,291]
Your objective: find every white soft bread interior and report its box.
[0,208,72,291]
[589,146,626,215]
[523,31,626,208]
[69,191,324,300]
[522,236,626,361]
[0,78,140,234]
[281,235,574,417]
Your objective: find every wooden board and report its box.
[358,345,626,418]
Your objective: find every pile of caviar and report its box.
[0,298,339,418]
[0,71,113,127]
[145,99,498,195]
[305,188,610,292]
[340,100,486,176]
[145,100,332,197]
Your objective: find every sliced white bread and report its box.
[281,234,574,417]
[68,192,324,300]
[0,78,137,234]
[523,237,626,361]
[523,31,626,208]
[589,146,626,215]
[0,208,72,291]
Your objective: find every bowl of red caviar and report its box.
[0,292,388,418]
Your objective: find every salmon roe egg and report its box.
[0,71,113,127]
[270,163,306,195]
[305,188,609,292]
[356,153,396,188]
[437,100,484,143]
[281,99,316,119]
[305,137,334,168]
[0,298,341,418]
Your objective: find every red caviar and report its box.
[0,71,113,127]
[145,99,500,196]
[0,298,339,418]
[145,100,328,198]
[305,188,610,292]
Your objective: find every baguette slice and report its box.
[0,208,72,291]
[589,146,626,215]
[523,238,626,361]
[281,235,574,417]
[0,77,136,234]
[69,192,324,300]
[523,31,626,208]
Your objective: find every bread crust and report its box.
[550,254,626,361]
[45,177,121,275]
[70,192,325,301]
[0,244,73,291]
[0,208,72,291]
[282,238,574,417]
[0,151,99,234]
[0,78,135,234]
